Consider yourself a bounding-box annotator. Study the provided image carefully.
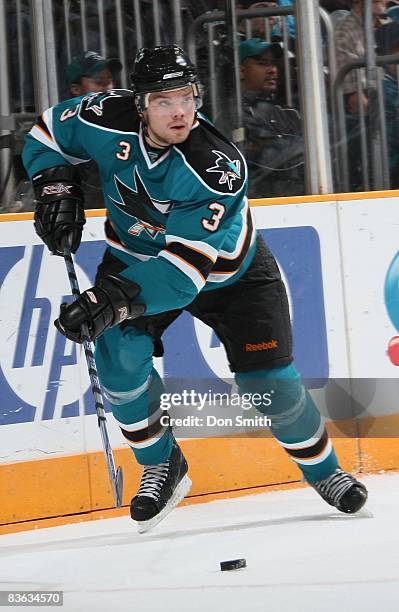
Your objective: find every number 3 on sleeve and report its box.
[201,202,225,232]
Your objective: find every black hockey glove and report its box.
[54,273,146,343]
[32,165,86,256]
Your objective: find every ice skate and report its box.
[311,468,368,513]
[130,441,191,533]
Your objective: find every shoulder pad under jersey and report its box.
[174,117,247,196]
[79,89,140,132]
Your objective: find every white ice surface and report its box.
[1,473,398,612]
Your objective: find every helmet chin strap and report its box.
[143,126,170,149]
[136,106,169,149]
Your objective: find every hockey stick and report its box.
[62,243,123,508]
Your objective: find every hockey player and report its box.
[23,45,367,532]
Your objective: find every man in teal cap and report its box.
[64,52,122,208]
[66,51,122,97]
[239,38,304,197]
[239,38,283,97]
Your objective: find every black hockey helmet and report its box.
[130,45,202,111]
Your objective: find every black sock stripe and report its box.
[120,413,168,443]
[286,429,329,459]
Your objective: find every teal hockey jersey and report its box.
[23,89,256,315]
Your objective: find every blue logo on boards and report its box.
[0,242,106,425]
[0,227,328,425]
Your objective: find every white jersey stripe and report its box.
[42,108,54,139]
[207,271,236,283]
[165,235,218,262]
[29,108,90,165]
[106,238,155,261]
[29,125,58,151]
[159,250,205,291]
[207,226,255,282]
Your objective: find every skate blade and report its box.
[136,475,192,534]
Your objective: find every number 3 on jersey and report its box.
[202,202,225,232]
[116,141,131,160]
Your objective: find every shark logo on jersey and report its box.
[84,90,123,116]
[109,169,173,239]
[206,150,241,191]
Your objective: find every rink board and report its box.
[1,192,399,531]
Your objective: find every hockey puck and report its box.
[220,558,247,571]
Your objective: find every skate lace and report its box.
[313,469,357,505]
[137,462,170,501]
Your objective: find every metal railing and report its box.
[187,5,296,124]
[333,55,399,193]
[187,1,332,194]
[1,0,188,209]
[2,0,398,209]
[3,1,308,208]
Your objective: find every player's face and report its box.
[144,87,196,147]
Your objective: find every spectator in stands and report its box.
[1,3,35,213]
[375,21,399,186]
[334,0,389,115]
[239,38,305,197]
[4,50,123,213]
[333,1,391,191]
[387,2,399,21]
[66,51,122,210]
[237,1,281,40]
[66,51,122,97]
[237,0,295,42]
[319,0,350,11]
[276,0,296,38]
